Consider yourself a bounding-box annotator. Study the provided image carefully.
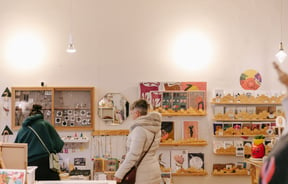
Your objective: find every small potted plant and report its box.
[251,135,266,159]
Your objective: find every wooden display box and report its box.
[11,87,95,130]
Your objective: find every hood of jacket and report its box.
[130,112,162,134]
[22,114,43,127]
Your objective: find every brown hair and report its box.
[131,99,149,115]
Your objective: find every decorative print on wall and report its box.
[182,121,198,139]
[139,82,207,116]
[161,121,174,142]
[139,82,161,103]
[240,69,262,90]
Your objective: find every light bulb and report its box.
[66,33,76,53]
[66,43,76,53]
[276,42,287,63]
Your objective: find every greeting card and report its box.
[161,121,174,142]
[188,152,204,169]
[171,150,188,173]
[182,121,198,139]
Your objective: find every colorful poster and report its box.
[240,69,262,90]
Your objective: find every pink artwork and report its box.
[183,121,198,139]
[139,82,160,102]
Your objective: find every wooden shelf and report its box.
[92,130,129,136]
[161,112,206,116]
[160,142,207,146]
[212,173,249,176]
[213,119,276,122]
[172,172,208,176]
[213,135,275,138]
[214,152,235,155]
[211,102,281,105]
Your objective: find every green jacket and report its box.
[15,114,64,163]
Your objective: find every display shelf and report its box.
[11,86,95,130]
[160,142,207,146]
[212,173,249,176]
[159,112,206,116]
[172,172,207,176]
[151,90,207,116]
[214,152,235,155]
[213,135,275,138]
[213,119,276,122]
[209,92,281,175]
[92,129,129,136]
[211,102,282,105]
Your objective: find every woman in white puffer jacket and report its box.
[114,99,162,184]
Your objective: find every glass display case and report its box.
[11,87,95,130]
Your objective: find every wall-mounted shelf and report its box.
[92,130,129,136]
[160,142,207,146]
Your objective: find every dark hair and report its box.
[29,104,43,116]
[131,99,149,115]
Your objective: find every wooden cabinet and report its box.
[11,87,95,130]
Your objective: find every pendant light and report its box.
[276,0,287,62]
[66,0,76,53]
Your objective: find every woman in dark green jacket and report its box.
[15,104,64,180]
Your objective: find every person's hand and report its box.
[273,61,288,86]
[113,176,122,183]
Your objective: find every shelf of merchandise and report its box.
[91,130,129,136]
[160,142,207,146]
[172,172,208,176]
[212,173,249,176]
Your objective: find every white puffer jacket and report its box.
[115,112,162,184]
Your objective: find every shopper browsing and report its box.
[15,104,64,180]
[114,99,162,184]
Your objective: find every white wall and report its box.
[1,0,288,183]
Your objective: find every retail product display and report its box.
[211,89,284,176]
[11,87,95,130]
[212,162,249,176]
[139,82,207,116]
